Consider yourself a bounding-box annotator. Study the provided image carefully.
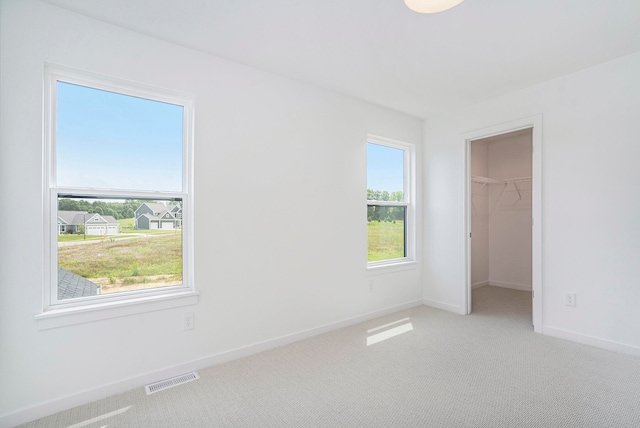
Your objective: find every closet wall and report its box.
[471,129,532,291]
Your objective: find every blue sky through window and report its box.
[56,82,183,192]
[367,143,404,193]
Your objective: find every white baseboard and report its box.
[472,281,489,289]
[423,298,464,315]
[488,280,531,292]
[543,326,640,358]
[0,299,424,428]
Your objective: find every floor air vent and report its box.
[145,372,200,395]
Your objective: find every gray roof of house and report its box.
[138,211,177,221]
[137,202,170,213]
[58,211,118,225]
[58,210,88,225]
[136,202,181,215]
[102,215,118,224]
[57,267,100,299]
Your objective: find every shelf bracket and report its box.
[513,182,522,201]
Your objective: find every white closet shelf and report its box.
[472,175,531,204]
[471,175,531,185]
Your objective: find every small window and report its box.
[44,66,194,311]
[367,136,414,266]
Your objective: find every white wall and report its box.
[424,50,640,354]
[470,141,490,287]
[487,131,532,290]
[0,1,423,424]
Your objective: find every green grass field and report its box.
[58,233,182,291]
[118,217,135,231]
[58,234,104,242]
[368,220,405,261]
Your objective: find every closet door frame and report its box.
[463,115,543,333]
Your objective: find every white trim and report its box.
[462,115,543,332]
[42,64,196,316]
[543,326,640,358]
[488,280,531,292]
[367,260,418,274]
[44,62,193,113]
[472,280,489,289]
[36,291,199,330]
[422,298,465,315]
[56,189,186,200]
[5,300,423,427]
[366,134,416,267]
[366,134,412,153]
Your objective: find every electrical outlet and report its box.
[565,293,576,307]
[369,279,375,292]
[183,312,194,330]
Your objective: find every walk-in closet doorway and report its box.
[464,117,542,332]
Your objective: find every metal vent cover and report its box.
[145,372,199,395]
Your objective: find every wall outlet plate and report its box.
[183,312,194,330]
[565,293,576,307]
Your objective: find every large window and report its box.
[43,66,194,313]
[367,136,414,267]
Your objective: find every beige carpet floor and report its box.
[19,286,640,427]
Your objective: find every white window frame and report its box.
[37,64,197,329]
[366,135,416,270]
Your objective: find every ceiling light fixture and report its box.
[404,0,464,14]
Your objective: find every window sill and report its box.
[35,290,199,330]
[367,260,418,275]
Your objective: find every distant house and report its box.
[58,211,119,235]
[134,202,182,230]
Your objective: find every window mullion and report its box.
[55,188,186,200]
[367,202,408,207]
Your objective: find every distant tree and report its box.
[58,198,175,220]
[367,205,381,222]
[367,189,403,202]
[58,198,79,211]
[105,208,116,218]
[390,191,404,202]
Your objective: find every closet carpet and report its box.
[19,286,640,427]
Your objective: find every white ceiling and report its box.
[41,0,640,118]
